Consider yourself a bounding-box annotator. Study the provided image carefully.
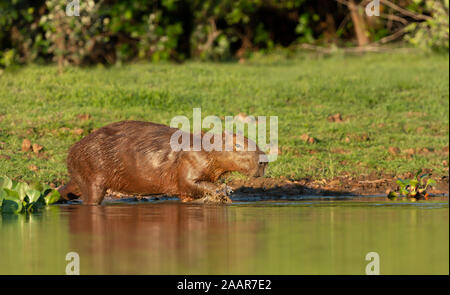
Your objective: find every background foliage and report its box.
[0,0,448,67]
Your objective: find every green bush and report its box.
[0,0,48,67]
[0,0,448,68]
[405,0,449,52]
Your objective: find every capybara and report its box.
[58,120,267,205]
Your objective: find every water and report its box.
[0,198,448,275]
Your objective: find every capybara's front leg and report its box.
[179,179,232,204]
[79,178,107,205]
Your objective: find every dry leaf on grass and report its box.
[300,134,315,144]
[21,139,31,152]
[388,147,400,155]
[32,143,43,154]
[327,113,343,123]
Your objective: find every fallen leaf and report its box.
[77,114,91,121]
[331,148,351,154]
[442,146,449,153]
[71,128,84,136]
[388,147,400,155]
[21,139,31,152]
[327,113,343,123]
[300,134,315,144]
[404,148,415,156]
[32,143,43,154]
[418,147,433,154]
[28,164,38,172]
[59,127,70,133]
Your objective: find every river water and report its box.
[0,198,448,274]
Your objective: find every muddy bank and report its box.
[105,172,449,202]
[226,173,449,197]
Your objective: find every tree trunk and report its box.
[348,0,369,46]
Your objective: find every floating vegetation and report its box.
[0,176,60,214]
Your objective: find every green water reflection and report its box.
[0,200,448,274]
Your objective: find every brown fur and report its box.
[58,120,267,205]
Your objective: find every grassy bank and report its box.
[0,51,448,185]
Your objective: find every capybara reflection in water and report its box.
[58,121,267,205]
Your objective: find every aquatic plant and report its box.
[0,176,60,214]
[388,169,436,201]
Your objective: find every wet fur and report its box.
[59,120,266,205]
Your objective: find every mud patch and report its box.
[104,173,449,202]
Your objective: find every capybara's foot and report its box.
[196,193,232,204]
[180,195,195,203]
[217,183,233,196]
[180,192,232,204]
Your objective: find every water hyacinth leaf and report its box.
[44,190,60,205]
[0,189,5,206]
[425,178,437,190]
[0,176,13,189]
[15,182,29,202]
[29,180,44,192]
[26,189,41,204]
[410,179,419,189]
[396,179,406,188]
[419,173,430,179]
[3,188,20,200]
[1,199,23,214]
[2,189,23,214]
[387,191,398,200]
[400,187,409,196]
[41,184,52,196]
[415,169,422,179]
[426,178,436,186]
[419,173,430,185]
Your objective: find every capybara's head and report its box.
[217,132,268,178]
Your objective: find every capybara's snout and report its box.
[254,157,268,177]
[248,153,268,178]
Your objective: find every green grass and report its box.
[0,51,448,185]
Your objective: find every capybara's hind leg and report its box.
[58,180,81,201]
[79,179,106,205]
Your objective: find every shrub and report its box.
[405,0,449,52]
